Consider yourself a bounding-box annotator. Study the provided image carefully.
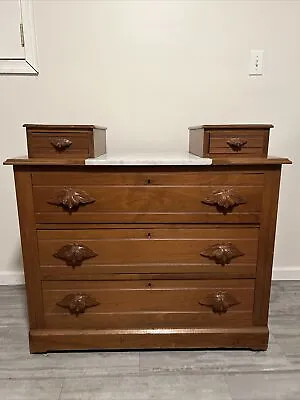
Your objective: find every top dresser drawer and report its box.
[208,130,266,156]
[25,124,106,159]
[32,170,264,224]
[189,124,272,158]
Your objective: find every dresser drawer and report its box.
[38,227,259,279]
[25,125,106,159]
[209,132,266,156]
[189,124,271,158]
[28,133,91,158]
[32,170,265,186]
[42,279,255,329]
[32,171,264,224]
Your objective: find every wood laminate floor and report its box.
[0,281,299,399]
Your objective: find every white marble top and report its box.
[85,152,212,166]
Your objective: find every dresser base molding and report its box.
[29,327,269,353]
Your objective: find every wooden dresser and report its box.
[5,124,291,353]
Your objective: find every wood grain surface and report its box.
[32,170,264,223]
[37,227,258,278]
[6,143,290,352]
[42,279,255,330]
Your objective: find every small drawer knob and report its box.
[53,243,98,267]
[199,291,240,314]
[226,137,247,151]
[50,138,72,151]
[48,187,96,211]
[202,188,246,213]
[200,242,244,265]
[56,293,99,316]
[144,179,152,185]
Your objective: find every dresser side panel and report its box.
[13,167,44,329]
[188,128,206,157]
[92,128,107,157]
[253,166,282,325]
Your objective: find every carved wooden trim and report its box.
[202,188,246,212]
[199,291,240,314]
[200,242,244,265]
[226,137,247,151]
[50,138,72,151]
[53,243,98,267]
[57,293,99,316]
[48,187,96,211]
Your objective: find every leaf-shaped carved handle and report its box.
[200,242,244,265]
[50,138,72,151]
[226,137,247,151]
[199,291,240,314]
[53,243,98,267]
[57,293,99,316]
[202,188,246,212]
[48,187,96,211]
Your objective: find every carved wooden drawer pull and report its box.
[202,188,246,212]
[199,291,240,314]
[200,242,244,265]
[226,137,247,151]
[53,243,98,267]
[48,187,96,211]
[50,138,72,151]
[57,293,99,316]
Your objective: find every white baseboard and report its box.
[0,267,299,285]
[0,271,25,285]
[272,267,300,280]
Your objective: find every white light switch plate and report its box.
[249,50,264,75]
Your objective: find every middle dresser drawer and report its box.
[32,170,264,224]
[38,227,259,279]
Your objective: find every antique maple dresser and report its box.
[4,124,291,353]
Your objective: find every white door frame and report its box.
[0,0,38,75]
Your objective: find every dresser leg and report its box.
[249,344,268,351]
[29,331,48,354]
[249,330,269,351]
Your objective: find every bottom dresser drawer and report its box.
[42,280,255,329]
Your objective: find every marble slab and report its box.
[85,152,212,166]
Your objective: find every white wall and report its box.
[0,0,299,283]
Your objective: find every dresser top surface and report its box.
[4,153,292,166]
[189,124,274,130]
[85,152,213,166]
[23,124,107,130]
